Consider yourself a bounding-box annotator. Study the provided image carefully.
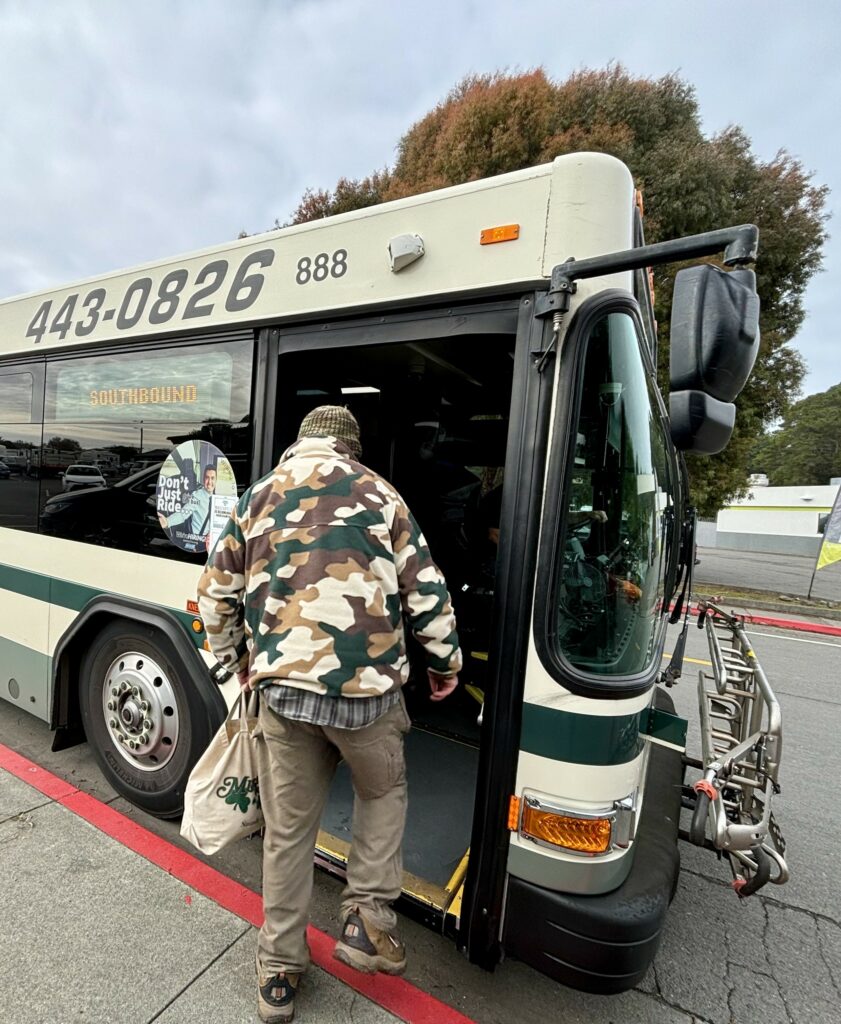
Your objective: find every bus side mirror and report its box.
[668,265,760,452]
[668,391,735,455]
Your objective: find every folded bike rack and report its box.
[681,601,789,896]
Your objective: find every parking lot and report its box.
[696,546,841,605]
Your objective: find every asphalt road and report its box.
[0,619,838,1024]
[695,546,841,603]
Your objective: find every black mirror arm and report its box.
[536,224,759,324]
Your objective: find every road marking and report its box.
[0,742,475,1024]
[663,653,712,666]
[746,629,841,649]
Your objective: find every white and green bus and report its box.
[0,153,787,991]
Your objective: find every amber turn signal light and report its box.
[521,804,612,854]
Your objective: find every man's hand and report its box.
[237,669,250,691]
[428,671,458,702]
[613,577,642,604]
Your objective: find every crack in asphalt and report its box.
[644,946,719,1023]
[652,959,664,998]
[680,864,841,929]
[760,890,841,930]
[677,860,841,1023]
[641,986,712,1023]
[761,899,794,1024]
[633,958,726,1023]
[815,924,841,1002]
[724,962,738,1024]
[722,908,738,1024]
[772,689,841,708]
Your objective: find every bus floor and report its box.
[318,708,480,911]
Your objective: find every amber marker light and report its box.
[521,803,612,855]
[191,618,204,634]
[507,795,521,831]
[480,224,520,245]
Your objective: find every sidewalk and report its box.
[0,745,472,1024]
[688,599,841,638]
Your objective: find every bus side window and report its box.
[36,338,255,560]
[0,365,44,532]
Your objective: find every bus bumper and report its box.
[502,730,683,994]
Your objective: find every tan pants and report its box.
[256,698,410,975]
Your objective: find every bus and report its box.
[0,152,788,992]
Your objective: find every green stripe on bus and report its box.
[50,576,103,612]
[0,563,51,602]
[0,563,204,649]
[520,703,645,766]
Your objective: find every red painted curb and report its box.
[0,742,475,1024]
[689,603,841,638]
[735,612,841,637]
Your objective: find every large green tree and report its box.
[751,384,841,485]
[287,68,828,515]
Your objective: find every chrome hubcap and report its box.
[101,651,179,772]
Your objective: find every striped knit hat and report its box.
[298,405,362,458]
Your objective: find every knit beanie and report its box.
[298,405,362,458]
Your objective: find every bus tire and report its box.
[79,619,210,819]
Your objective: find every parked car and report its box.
[0,461,10,479]
[61,464,107,492]
[41,463,201,562]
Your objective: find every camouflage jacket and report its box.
[197,435,462,698]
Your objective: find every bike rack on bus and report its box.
[681,600,789,896]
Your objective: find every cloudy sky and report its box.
[1,0,838,395]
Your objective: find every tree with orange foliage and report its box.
[286,67,827,516]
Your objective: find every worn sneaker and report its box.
[257,969,300,1022]
[333,907,407,975]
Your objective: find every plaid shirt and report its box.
[259,681,400,730]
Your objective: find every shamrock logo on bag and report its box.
[216,775,261,813]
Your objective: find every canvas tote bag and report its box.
[180,690,264,854]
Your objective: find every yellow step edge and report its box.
[316,829,464,912]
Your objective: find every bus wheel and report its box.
[79,620,207,819]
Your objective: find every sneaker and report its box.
[257,970,300,1023]
[333,907,407,975]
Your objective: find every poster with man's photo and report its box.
[156,441,237,554]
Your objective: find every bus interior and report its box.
[273,330,517,922]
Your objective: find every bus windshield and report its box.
[553,311,675,677]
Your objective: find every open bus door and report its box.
[261,298,542,942]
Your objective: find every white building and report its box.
[698,482,839,556]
